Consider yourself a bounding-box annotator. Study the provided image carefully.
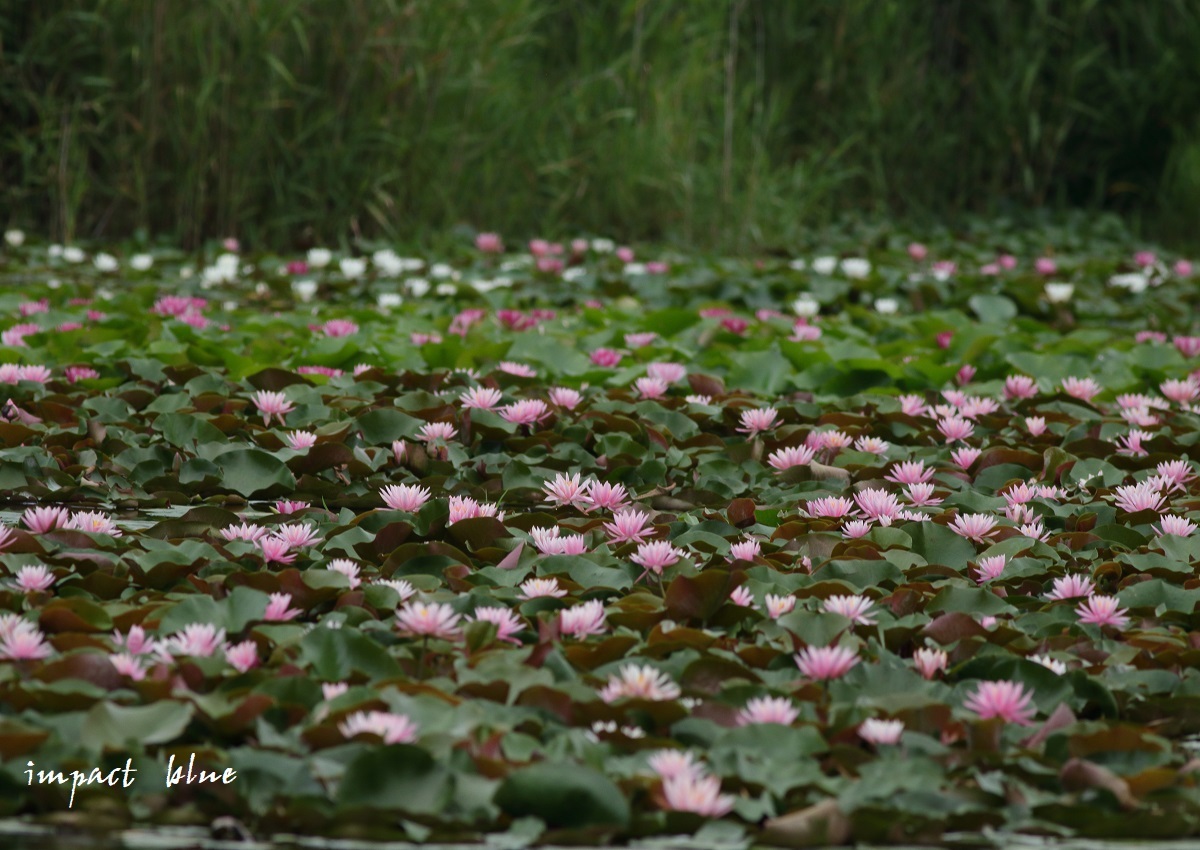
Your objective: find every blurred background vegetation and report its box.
[1,0,1197,252]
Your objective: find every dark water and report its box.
[5,822,1200,850]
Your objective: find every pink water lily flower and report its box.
[1111,481,1165,514]
[66,511,121,536]
[542,472,590,509]
[899,395,928,417]
[806,496,854,519]
[396,601,462,640]
[326,559,362,589]
[904,482,942,507]
[584,481,630,512]
[221,522,269,543]
[590,348,622,368]
[22,506,68,533]
[885,460,933,485]
[376,578,416,601]
[948,512,999,543]
[912,647,949,679]
[448,495,503,524]
[1061,376,1101,402]
[661,772,735,818]
[109,652,145,680]
[737,696,799,726]
[763,594,796,619]
[1076,594,1130,629]
[559,600,607,639]
[273,523,321,548]
[548,387,583,409]
[258,536,296,566]
[729,538,761,561]
[112,625,157,655]
[631,541,684,576]
[0,621,54,660]
[951,446,982,469]
[937,416,974,443]
[418,421,458,443]
[1160,378,1199,404]
[500,399,550,426]
[225,641,259,673]
[339,710,419,744]
[285,430,317,450]
[264,592,302,621]
[854,488,903,523]
[963,679,1036,725]
[648,750,700,780]
[859,718,905,745]
[459,386,503,410]
[647,362,687,383]
[794,645,859,681]
[11,564,54,593]
[471,606,524,644]
[737,407,778,435]
[1156,460,1195,491]
[1004,375,1038,399]
[1154,515,1197,537]
[635,377,669,400]
[730,585,754,606]
[823,594,876,624]
[518,577,567,599]
[497,361,537,378]
[252,390,294,426]
[599,664,681,702]
[602,509,654,545]
[975,555,1006,583]
[381,483,432,512]
[475,232,503,253]
[1046,573,1096,600]
[842,519,873,538]
[166,623,226,657]
[768,446,815,471]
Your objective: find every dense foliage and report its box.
[0,226,1199,844]
[2,1,1199,250]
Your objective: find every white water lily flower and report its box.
[377,292,403,309]
[788,258,807,271]
[291,280,318,302]
[841,257,871,278]
[792,294,820,317]
[591,238,615,253]
[307,248,332,268]
[1044,283,1074,303]
[93,253,118,272]
[373,249,404,276]
[1108,273,1149,293]
[63,246,85,263]
[875,297,899,315]
[408,278,431,297]
[4,230,24,247]
[339,257,366,278]
[812,256,838,275]
[130,253,153,271]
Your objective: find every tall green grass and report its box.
[1,1,1197,251]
